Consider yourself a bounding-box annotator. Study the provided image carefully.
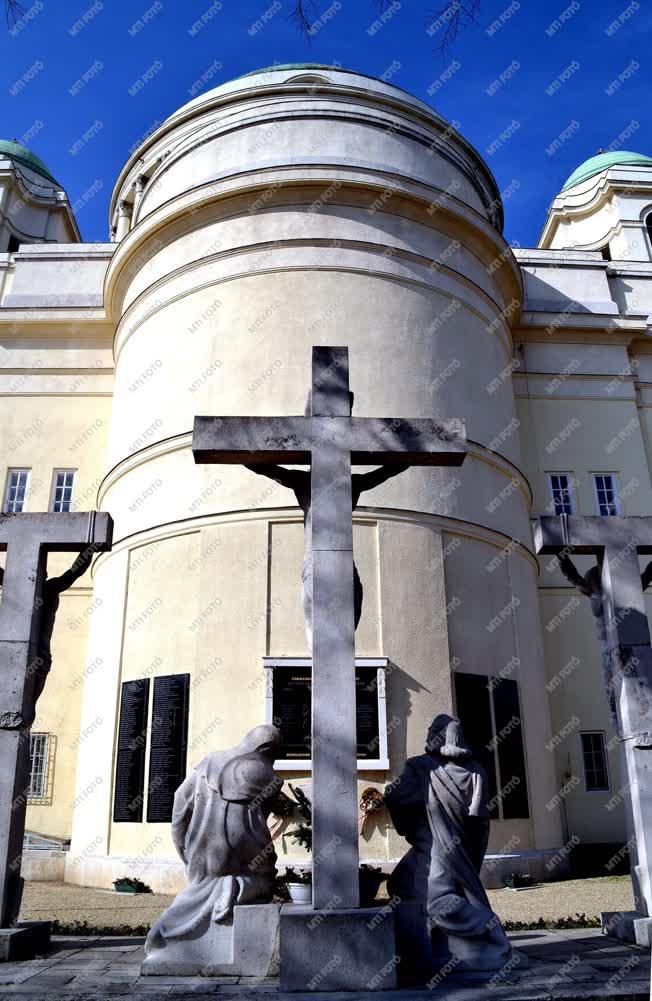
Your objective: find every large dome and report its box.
[561,150,652,191]
[0,139,59,185]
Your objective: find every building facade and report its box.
[1,65,651,891]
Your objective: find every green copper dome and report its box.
[562,150,652,191]
[238,63,344,78]
[0,140,59,185]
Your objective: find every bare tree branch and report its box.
[6,0,25,25]
[426,0,481,54]
[291,0,317,39]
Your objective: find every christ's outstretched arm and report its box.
[352,462,409,503]
[47,545,95,595]
[244,462,306,493]
[557,554,596,598]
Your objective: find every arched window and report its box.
[646,212,652,258]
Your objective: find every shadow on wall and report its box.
[385,660,430,767]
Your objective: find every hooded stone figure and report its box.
[145,725,283,954]
[384,714,517,981]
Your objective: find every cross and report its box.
[193,346,466,909]
[0,511,113,928]
[536,514,652,922]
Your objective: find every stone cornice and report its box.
[103,170,522,325]
[539,169,652,248]
[111,76,503,230]
[96,431,533,512]
[111,239,515,365]
[91,504,539,578]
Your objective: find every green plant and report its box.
[504,872,536,889]
[113,875,152,893]
[503,913,600,931]
[359,864,387,906]
[286,784,313,851]
[283,866,312,885]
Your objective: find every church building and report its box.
[1,64,651,891]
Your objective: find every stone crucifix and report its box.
[0,511,113,931]
[536,514,652,934]
[193,346,466,909]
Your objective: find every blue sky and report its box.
[2,0,650,246]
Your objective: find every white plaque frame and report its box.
[262,656,389,771]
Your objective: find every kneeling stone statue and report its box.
[385,714,526,983]
[143,725,283,977]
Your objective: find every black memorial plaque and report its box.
[272,666,381,760]
[356,667,380,760]
[146,673,190,823]
[273,668,311,759]
[113,679,150,822]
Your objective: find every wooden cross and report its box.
[193,347,466,909]
[536,514,652,923]
[0,511,112,927]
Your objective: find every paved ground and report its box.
[0,928,649,999]
[20,876,635,930]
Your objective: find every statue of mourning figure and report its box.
[557,553,652,730]
[384,714,524,983]
[143,725,283,976]
[245,391,408,646]
[0,546,95,722]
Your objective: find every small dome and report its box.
[0,139,59,185]
[562,150,652,192]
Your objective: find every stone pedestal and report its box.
[141,903,280,977]
[279,903,397,992]
[392,899,527,986]
[602,909,652,946]
[0,921,50,962]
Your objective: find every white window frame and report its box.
[547,472,575,515]
[28,732,50,800]
[592,473,620,516]
[580,730,610,793]
[3,468,30,513]
[262,657,389,771]
[50,469,76,513]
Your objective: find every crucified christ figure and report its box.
[557,553,652,727]
[245,452,408,646]
[0,545,95,714]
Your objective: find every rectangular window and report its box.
[454,672,530,820]
[593,474,619,516]
[28,733,49,800]
[581,731,609,791]
[4,469,29,513]
[51,470,76,513]
[548,473,574,515]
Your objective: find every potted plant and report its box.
[359,863,387,906]
[113,875,152,894]
[284,866,313,903]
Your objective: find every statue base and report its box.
[141,903,280,977]
[393,901,528,986]
[431,928,529,976]
[279,903,397,992]
[0,922,51,962]
[602,910,652,946]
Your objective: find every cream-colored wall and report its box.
[516,330,652,846]
[0,333,113,843]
